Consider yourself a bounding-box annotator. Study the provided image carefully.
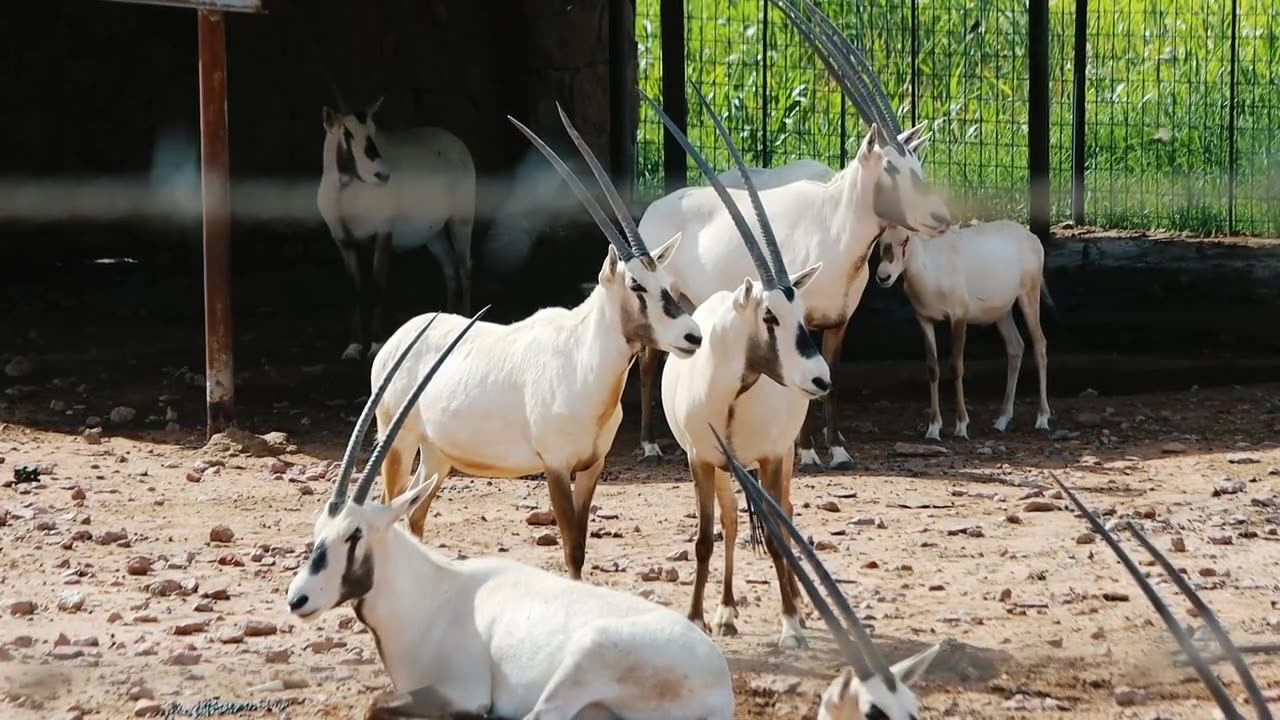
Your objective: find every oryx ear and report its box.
[907,133,932,160]
[385,474,440,525]
[367,96,385,117]
[857,124,880,161]
[897,120,928,146]
[890,643,941,686]
[652,232,682,266]
[733,277,755,312]
[599,244,622,283]
[788,262,822,292]
[323,106,340,130]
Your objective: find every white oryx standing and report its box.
[634,0,954,472]
[717,430,941,720]
[646,87,830,649]
[874,220,1053,439]
[318,96,477,361]
[286,311,734,720]
[370,105,703,581]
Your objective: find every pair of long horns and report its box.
[768,0,907,152]
[709,427,900,690]
[508,105,653,264]
[328,307,490,515]
[1056,477,1272,720]
[642,87,792,292]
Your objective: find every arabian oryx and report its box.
[716,158,836,190]
[318,96,477,361]
[875,220,1053,439]
[369,105,702,580]
[1056,477,1272,720]
[716,428,941,719]
[633,0,953,472]
[645,87,830,648]
[286,309,733,720]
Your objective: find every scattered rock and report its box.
[209,525,235,543]
[1046,636,1064,648]
[169,621,209,637]
[6,600,37,616]
[164,650,201,666]
[1208,534,1234,546]
[57,591,86,613]
[1226,454,1261,465]
[816,500,840,512]
[1102,591,1130,602]
[1213,480,1247,496]
[1114,687,1149,707]
[1024,500,1059,512]
[1004,513,1023,525]
[534,532,558,547]
[892,442,949,457]
[243,620,278,637]
[145,579,182,597]
[49,646,85,660]
[814,539,839,552]
[524,510,556,526]
[109,406,137,424]
[665,549,689,562]
[126,557,153,576]
[81,428,104,445]
[749,676,801,696]
[127,685,154,701]
[661,566,679,582]
[216,629,244,644]
[998,588,1013,603]
[1160,442,1188,454]
[4,356,33,378]
[1076,533,1097,545]
[1079,388,1098,398]
[133,699,163,717]
[262,648,291,664]
[215,553,245,567]
[1171,536,1187,552]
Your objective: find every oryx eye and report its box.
[865,707,889,720]
[762,310,779,326]
[346,528,362,544]
[629,282,646,294]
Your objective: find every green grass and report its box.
[635,0,1280,236]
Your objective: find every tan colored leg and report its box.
[919,317,943,441]
[992,310,1024,432]
[759,455,805,649]
[950,318,969,439]
[712,470,739,636]
[685,457,718,631]
[1018,288,1051,429]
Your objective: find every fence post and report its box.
[1028,0,1051,245]
[1227,0,1239,234]
[609,0,636,198]
[1071,0,1087,225]
[660,0,688,194]
[910,0,919,127]
[761,0,771,167]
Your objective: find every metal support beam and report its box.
[660,0,687,194]
[199,9,235,435]
[608,0,636,198]
[1071,0,1087,225]
[1028,0,1052,245]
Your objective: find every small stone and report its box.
[184,470,202,483]
[169,621,209,636]
[1102,591,1130,602]
[145,579,182,597]
[4,356,33,377]
[1005,513,1023,525]
[1161,442,1188,454]
[1171,536,1187,552]
[164,650,201,666]
[126,557,153,576]
[862,560,879,569]
[665,549,689,562]
[1213,480,1247,496]
[209,525,235,543]
[215,553,245,567]
[1137,505,1157,519]
[998,588,1013,603]
[216,629,244,644]
[1113,687,1148,707]
[1090,627,1106,640]
[57,591,86,613]
[814,539,839,552]
[200,588,231,601]
[928,583,946,591]
[54,632,71,646]
[7,600,37,616]
[1024,500,1059,512]
[524,510,556,526]
[262,648,291,664]
[132,613,158,624]
[1076,533,1097,545]
[127,685,154,701]
[1046,636,1064,648]
[49,646,85,660]
[749,676,802,696]
[1079,388,1099,398]
[70,486,87,501]
[1075,412,1102,427]
[892,442,949,457]
[1209,534,1234,546]
[661,566,679,582]
[1197,567,1218,577]
[817,500,840,512]
[1226,454,1260,465]
[243,620,278,637]
[107,611,123,623]
[109,406,136,424]
[534,531,558,546]
[133,699,163,717]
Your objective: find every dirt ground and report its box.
[2,361,1279,718]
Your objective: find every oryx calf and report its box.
[286,311,733,720]
[318,97,476,361]
[371,105,702,581]
[875,220,1053,439]
[647,89,830,649]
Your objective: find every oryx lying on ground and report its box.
[370,104,702,580]
[633,0,953,472]
[874,220,1053,439]
[318,96,477,361]
[1056,477,1273,720]
[647,87,830,648]
[286,309,734,720]
[715,428,940,719]
[715,158,835,190]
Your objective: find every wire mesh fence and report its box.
[634,0,1280,237]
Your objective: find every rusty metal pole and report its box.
[198,9,235,435]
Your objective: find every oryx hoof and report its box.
[924,423,943,441]
[777,633,809,650]
[993,415,1012,432]
[1034,414,1051,431]
[797,448,822,473]
[827,446,855,471]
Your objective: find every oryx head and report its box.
[644,87,830,398]
[508,106,702,359]
[873,226,913,288]
[771,0,951,237]
[287,308,488,620]
[1057,477,1272,720]
[322,97,390,188]
[712,427,939,720]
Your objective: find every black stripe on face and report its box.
[795,322,820,359]
[659,289,684,319]
[336,130,359,180]
[308,541,329,574]
[779,286,795,302]
[364,136,382,161]
[873,177,915,231]
[336,531,374,605]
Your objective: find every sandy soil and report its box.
[1,375,1279,719]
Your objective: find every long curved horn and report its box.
[710,426,899,690]
[1055,477,1246,720]
[350,306,491,505]
[688,85,791,288]
[508,117,636,262]
[553,104,651,259]
[328,313,440,515]
[639,90,777,289]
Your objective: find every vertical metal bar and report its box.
[761,0,771,167]
[1071,0,1088,224]
[839,95,848,166]
[1227,0,1239,234]
[608,0,635,197]
[1028,0,1052,245]
[660,0,688,193]
[910,0,919,127]
[198,9,234,435]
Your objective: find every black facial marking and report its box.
[874,178,916,232]
[364,136,381,161]
[308,541,329,574]
[866,707,889,720]
[762,310,779,326]
[883,161,900,177]
[659,289,684,320]
[336,529,373,605]
[795,322,820,359]
[746,321,784,386]
[336,130,359,181]
[780,285,795,302]
[630,281,647,294]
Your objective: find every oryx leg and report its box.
[568,454,607,580]
[401,445,453,540]
[919,317,943,441]
[337,240,371,361]
[446,214,474,316]
[951,318,970,439]
[545,468,586,580]
[992,310,1025,432]
[819,322,853,470]
[369,232,393,359]
[637,346,667,462]
[686,456,717,632]
[795,329,824,472]
[365,686,482,720]
[758,455,805,649]
[425,233,462,315]
[712,469,738,636]
[1018,286,1052,430]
